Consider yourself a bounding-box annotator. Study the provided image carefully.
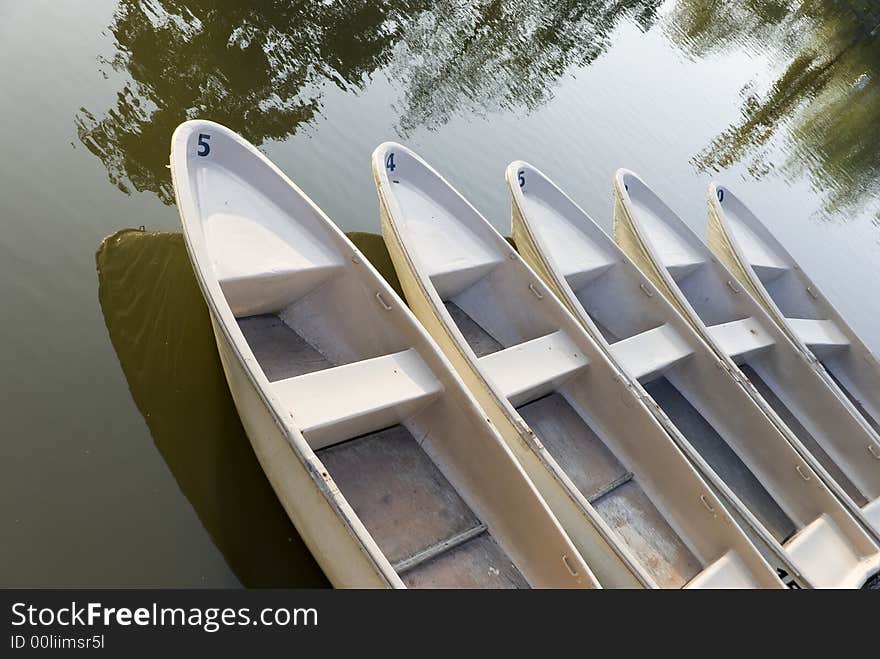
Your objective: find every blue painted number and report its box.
[385,153,396,172]
[197,133,211,157]
[518,171,525,188]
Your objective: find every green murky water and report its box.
[2,0,878,586]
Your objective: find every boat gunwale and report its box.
[171,120,406,588]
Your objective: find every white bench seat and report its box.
[609,324,694,383]
[783,514,876,588]
[479,331,589,406]
[685,551,762,589]
[273,348,443,449]
[861,497,880,532]
[786,317,849,357]
[706,317,775,363]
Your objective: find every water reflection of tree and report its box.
[77,0,431,203]
[78,0,661,203]
[666,0,880,218]
[390,0,663,131]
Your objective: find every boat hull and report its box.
[706,189,880,437]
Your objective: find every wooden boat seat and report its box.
[706,317,775,363]
[625,188,705,282]
[786,318,849,357]
[752,261,789,284]
[653,229,705,280]
[272,349,443,450]
[783,514,875,588]
[684,551,762,588]
[609,324,693,383]
[479,331,589,406]
[651,232,704,281]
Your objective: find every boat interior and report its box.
[508,164,880,586]
[376,146,784,588]
[179,126,598,589]
[615,170,880,551]
[710,185,880,437]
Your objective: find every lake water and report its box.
[2,0,878,586]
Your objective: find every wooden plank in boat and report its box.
[316,425,482,568]
[238,314,333,381]
[401,532,528,589]
[741,365,868,506]
[593,479,702,589]
[517,393,630,502]
[644,377,797,542]
[786,317,849,354]
[444,301,503,357]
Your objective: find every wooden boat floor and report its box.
[740,365,868,506]
[402,532,528,589]
[317,425,527,589]
[645,377,797,542]
[238,314,333,382]
[444,301,503,357]
[518,393,701,588]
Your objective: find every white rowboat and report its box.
[374,142,785,589]
[707,183,880,437]
[170,120,598,588]
[508,161,880,588]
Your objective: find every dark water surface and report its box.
[2,0,878,586]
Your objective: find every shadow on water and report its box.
[666,0,880,220]
[77,0,662,202]
[95,228,401,587]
